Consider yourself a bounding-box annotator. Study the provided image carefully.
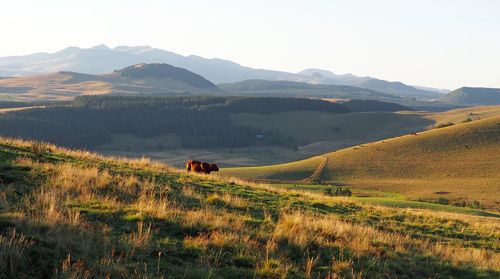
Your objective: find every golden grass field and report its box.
[0,71,216,101]
[222,114,500,211]
[0,73,112,101]
[0,137,499,277]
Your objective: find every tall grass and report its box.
[0,229,33,277]
[1,136,499,277]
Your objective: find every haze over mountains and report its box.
[0,44,446,100]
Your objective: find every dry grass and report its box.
[0,137,178,174]
[126,221,154,248]
[0,229,33,277]
[273,211,500,270]
[224,116,500,210]
[182,208,247,232]
[205,192,248,209]
[1,136,499,277]
[422,105,500,126]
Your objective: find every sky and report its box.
[1,0,499,89]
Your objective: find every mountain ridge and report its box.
[0,45,445,100]
[438,87,500,106]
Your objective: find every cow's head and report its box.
[210,163,219,172]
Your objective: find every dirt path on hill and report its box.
[302,156,328,183]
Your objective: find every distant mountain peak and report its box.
[91,44,110,50]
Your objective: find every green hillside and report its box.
[219,79,400,100]
[439,87,500,105]
[116,63,216,88]
[0,96,411,152]
[1,138,499,278]
[357,78,443,100]
[222,116,500,210]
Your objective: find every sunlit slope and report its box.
[1,138,499,277]
[231,111,431,147]
[222,116,500,208]
[423,105,500,126]
[221,156,323,180]
[0,63,222,101]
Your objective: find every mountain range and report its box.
[0,44,446,100]
[1,61,499,108]
[0,63,222,101]
[0,63,407,102]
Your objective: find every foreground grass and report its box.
[1,138,499,278]
[266,184,499,218]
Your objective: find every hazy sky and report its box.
[1,0,499,89]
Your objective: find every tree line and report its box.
[0,95,408,149]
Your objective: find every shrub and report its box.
[323,187,334,196]
[323,186,351,197]
[313,178,322,184]
[437,197,449,205]
[434,122,455,129]
[469,201,483,209]
[31,141,49,157]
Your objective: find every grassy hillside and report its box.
[222,116,500,210]
[0,63,222,101]
[0,96,414,157]
[439,87,500,105]
[230,110,431,153]
[422,105,500,126]
[0,138,499,278]
[219,79,400,100]
[356,78,443,100]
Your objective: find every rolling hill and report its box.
[0,63,222,101]
[219,79,401,100]
[0,96,412,151]
[219,79,458,111]
[222,115,500,210]
[0,137,499,277]
[439,87,500,105]
[420,105,500,126]
[298,69,444,100]
[356,78,443,100]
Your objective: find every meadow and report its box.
[0,138,499,278]
[222,115,500,211]
[97,104,500,168]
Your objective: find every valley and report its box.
[222,114,500,211]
